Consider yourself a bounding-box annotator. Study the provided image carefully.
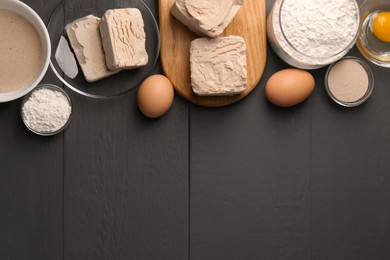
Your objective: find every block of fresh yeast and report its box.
[190,36,247,96]
[99,8,148,71]
[171,0,244,37]
[66,15,119,82]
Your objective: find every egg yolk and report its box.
[372,12,390,42]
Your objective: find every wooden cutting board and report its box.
[159,0,267,107]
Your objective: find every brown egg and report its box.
[137,74,174,118]
[265,68,315,107]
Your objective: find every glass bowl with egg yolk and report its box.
[356,0,390,67]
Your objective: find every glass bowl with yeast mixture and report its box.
[47,0,160,98]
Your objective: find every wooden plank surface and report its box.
[1,1,390,260]
[159,0,267,107]
[311,47,390,260]
[63,94,189,260]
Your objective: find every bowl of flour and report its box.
[21,85,72,136]
[267,0,360,69]
[0,0,50,102]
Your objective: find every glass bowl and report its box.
[267,0,360,69]
[47,0,160,98]
[356,0,390,67]
[21,84,72,136]
[325,56,374,107]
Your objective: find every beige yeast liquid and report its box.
[0,10,43,93]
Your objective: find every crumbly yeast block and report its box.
[65,15,119,82]
[190,36,247,96]
[171,0,244,38]
[99,8,148,70]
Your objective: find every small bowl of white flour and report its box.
[21,84,72,136]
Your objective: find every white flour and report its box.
[267,0,359,69]
[22,87,71,133]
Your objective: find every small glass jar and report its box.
[325,56,374,107]
[267,0,360,69]
[21,84,72,136]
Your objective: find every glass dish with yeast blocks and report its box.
[47,0,160,98]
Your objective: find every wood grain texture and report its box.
[159,0,266,107]
[63,93,189,260]
[62,2,189,260]
[311,47,390,260]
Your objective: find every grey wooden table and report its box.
[1,0,389,259]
